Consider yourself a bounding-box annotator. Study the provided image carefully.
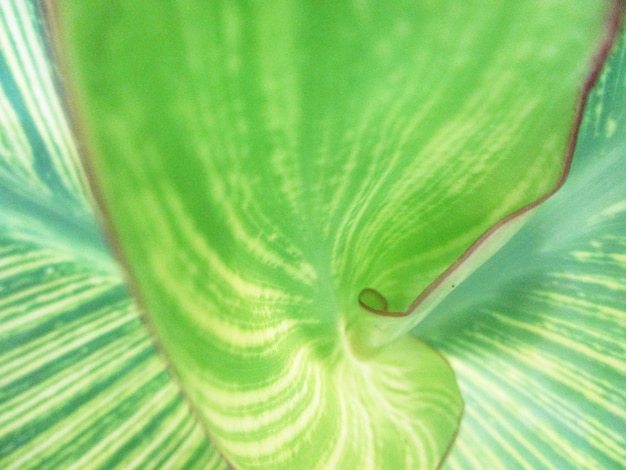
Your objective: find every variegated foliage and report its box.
[1,1,624,469]
[422,28,626,469]
[0,2,225,468]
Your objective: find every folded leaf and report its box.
[0,2,225,467]
[49,1,615,469]
[420,27,626,468]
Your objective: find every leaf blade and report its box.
[0,2,226,467]
[420,28,626,468]
[52,1,615,468]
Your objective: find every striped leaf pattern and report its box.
[50,1,616,469]
[421,28,626,469]
[0,2,226,468]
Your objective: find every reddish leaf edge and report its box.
[359,0,625,319]
[38,3,624,469]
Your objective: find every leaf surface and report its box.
[0,2,225,468]
[50,1,615,469]
[420,27,626,469]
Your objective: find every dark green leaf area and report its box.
[0,236,223,469]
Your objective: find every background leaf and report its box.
[0,2,226,468]
[419,26,626,469]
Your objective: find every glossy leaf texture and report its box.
[419,27,626,469]
[0,2,226,468]
[51,1,615,469]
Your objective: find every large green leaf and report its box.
[47,1,617,469]
[420,28,626,468]
[0,2,226,468]
[2,1,624,469]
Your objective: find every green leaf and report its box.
[3,1,623,469]
[48,1,615,469]
[0,2,225,468]
[420,28,626,468]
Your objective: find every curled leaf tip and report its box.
[358,287,408,317]
[358,288,388,311]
